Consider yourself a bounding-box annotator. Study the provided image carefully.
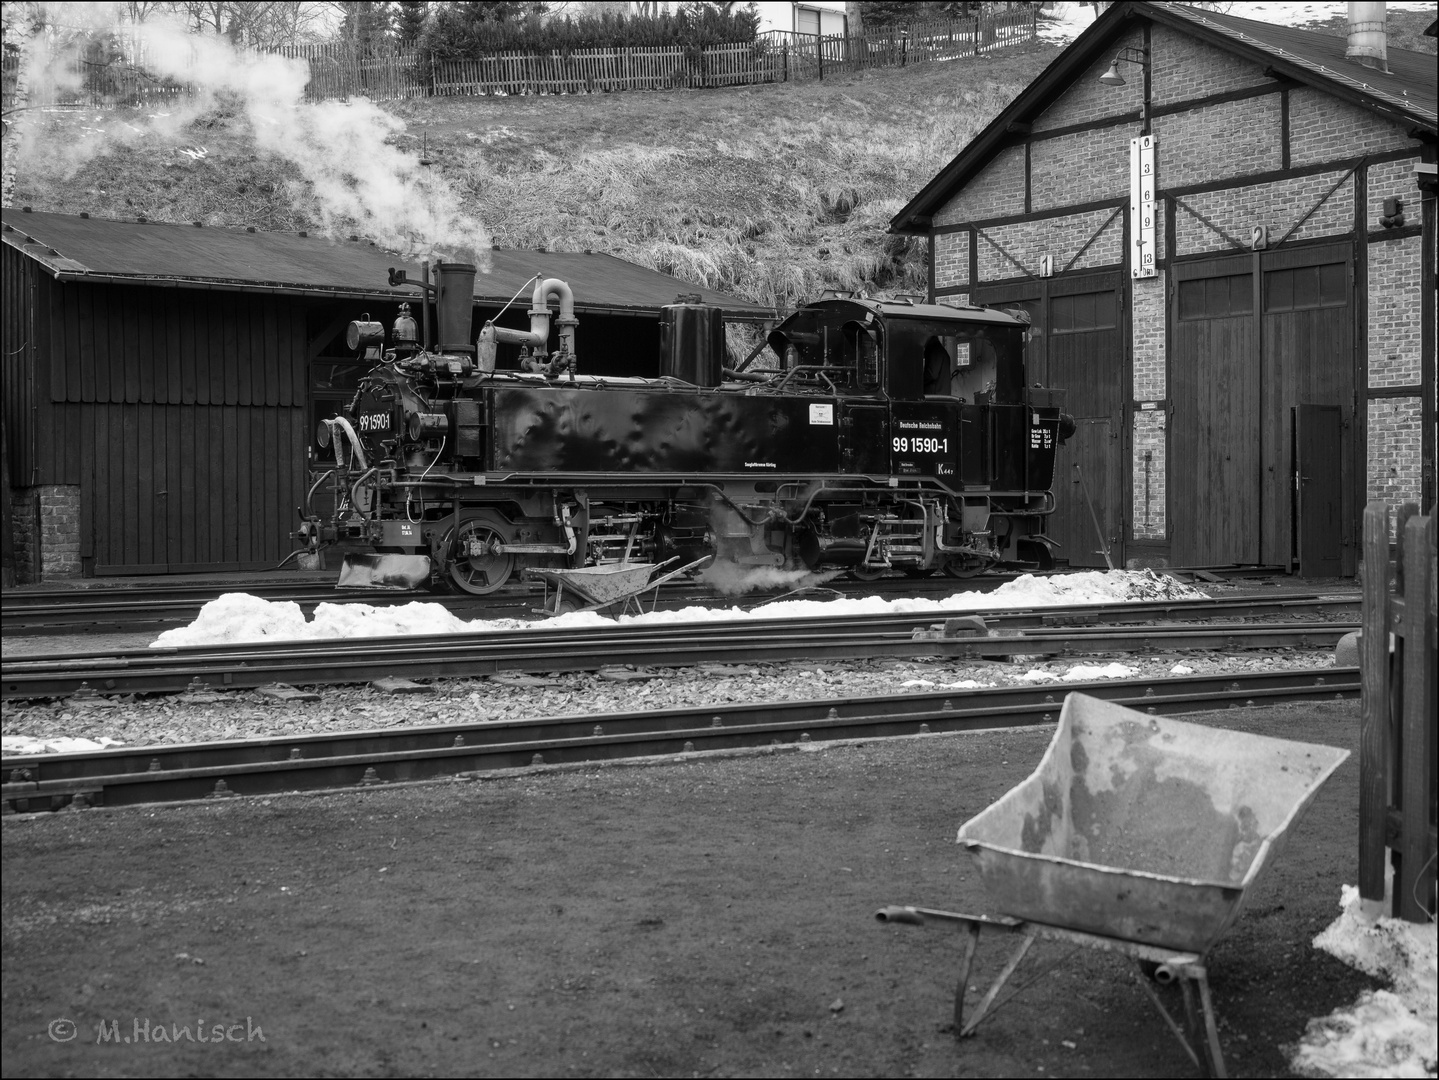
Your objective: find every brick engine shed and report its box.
[1,211,770,581]
[893,1,1436,575]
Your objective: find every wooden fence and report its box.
[2,10,1037,110]
[1359,501,1436,924]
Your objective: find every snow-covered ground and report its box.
[1040,2,1438,45]
[1289,882,1438,1077]
[148,569,1205,649]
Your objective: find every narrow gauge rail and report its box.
[1,669,1357,814]
[2,598,1357,700]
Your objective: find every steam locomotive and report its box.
[295,261,1073,593]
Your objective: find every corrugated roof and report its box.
[0,209,773,318]
[891,0,1437,235]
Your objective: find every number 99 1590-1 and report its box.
[892,436,948,454]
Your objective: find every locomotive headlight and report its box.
[316,419,333,448]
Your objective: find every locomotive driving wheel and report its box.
[448,511,515,595]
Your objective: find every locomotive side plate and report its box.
[889,401,960,479]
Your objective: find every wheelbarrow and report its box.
[876,692,1350,1077]
[523,556,711,616]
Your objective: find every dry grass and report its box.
[9,39,1059,311]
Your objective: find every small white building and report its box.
[753,2,849,37]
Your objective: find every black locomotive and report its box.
[296,262,1073,593]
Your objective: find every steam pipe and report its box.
[476,276,579,370]
[421,261,430,351]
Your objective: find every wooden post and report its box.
[1359,501,1390,903]
[1396,512,1436,922]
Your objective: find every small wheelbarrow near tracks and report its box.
[524,556,711,617]
[877,692,1350,1078]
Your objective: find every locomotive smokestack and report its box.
[435,261,477,355]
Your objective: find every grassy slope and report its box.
[10,39,1059,311]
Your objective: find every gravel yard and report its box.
[2,648,1340,753]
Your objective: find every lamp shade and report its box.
[1099,60,1126,86]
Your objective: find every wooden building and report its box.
[1,210,770,580]
[892,1,1436,574]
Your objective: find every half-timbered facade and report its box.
[892,1,1436,575]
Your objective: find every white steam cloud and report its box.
[699,560,843,597]
[5,3,490,265]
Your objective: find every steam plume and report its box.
[699,560,842,597]
[4,3,490,265]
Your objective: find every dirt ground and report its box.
[2,699,1377,1078]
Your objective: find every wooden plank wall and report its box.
[36,281,309,573]
[1,244,38,487]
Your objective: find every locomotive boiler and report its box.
[295,261,1073,593]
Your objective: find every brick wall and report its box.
[1152,95,1283,190]
[933,146,1024,226]
[1149,24,1273,106]
[8,484,82,582]
[1368,234,1423,388]
[1367,397,1424,508]
[1172,169,1354,256]
[975,206,1123,283]
[1132,271,1166,400]
[1131,409,1167,541]
[1030,124,1135,212]
[1032,27,1144,132]
[933,230,971,292]
[1366,156,1421,228]
[1288,88,1414,166]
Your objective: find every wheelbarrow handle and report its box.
[874,906,926,925]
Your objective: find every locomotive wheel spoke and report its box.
[448,514,515,595]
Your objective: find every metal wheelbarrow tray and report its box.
[955,692,1350,953]
[523,557,709,616]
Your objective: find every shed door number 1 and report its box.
[1130,135,1157,280]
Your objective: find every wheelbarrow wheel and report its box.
[448,512,515,595]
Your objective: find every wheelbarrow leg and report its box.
[1131,961,1203,1073]
[958,931,1034,1038]
[952,920,982,1033]
[1195,974,1227,1078]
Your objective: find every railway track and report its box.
[1,596,1355,701]
[1,668,1356,814]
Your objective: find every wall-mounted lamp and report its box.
[1098,47,1149,87]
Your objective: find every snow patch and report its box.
[1061,662,1137,681]
[152,570,1206,648]
[1288,884,1438,1078]
[3,735,125,756]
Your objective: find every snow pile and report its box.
[152,570,1206,648]
[1,735,125,756]
[1288,884,1437,1078]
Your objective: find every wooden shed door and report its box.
[1260,247,1353,572]
[972,273,1124,568]
[1170,245,1352,571]
[1170,258,1259,566]
[1047,279,1124,567]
